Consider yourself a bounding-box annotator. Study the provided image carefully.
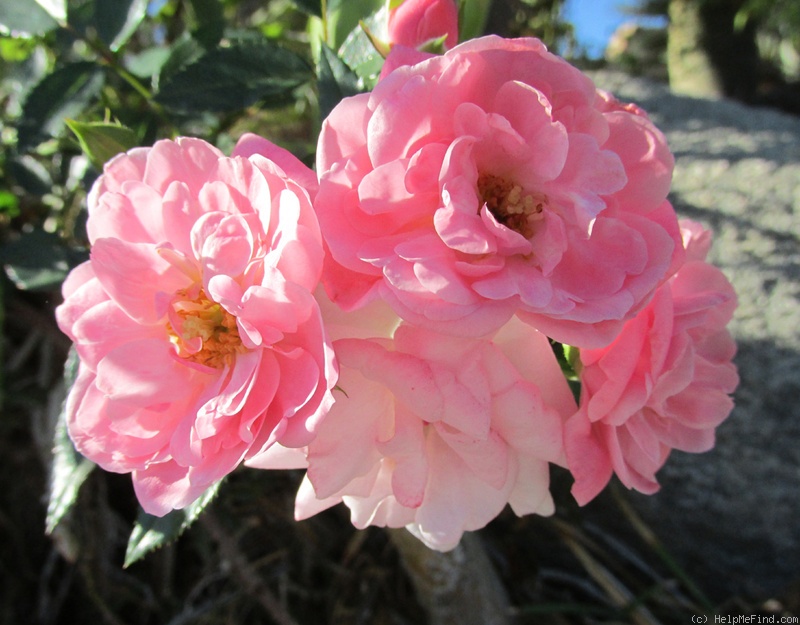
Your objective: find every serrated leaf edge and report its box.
[123,480,223,568]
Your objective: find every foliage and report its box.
[124,480,223,567]
[627,0,800,81]
[485,0,576,56]
[739,0,800,79]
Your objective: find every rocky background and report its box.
[588,68,800,600]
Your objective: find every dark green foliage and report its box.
[16,62,105,150]
[65,120,140,168]
[317,42,362,121]
[125,481,223,567]
[0,229,87,291]
[46,348,95,535]
[0,0,60,37]
[91,0,149,51]
[188,0,225,48]
[8,155,53,196]
[336,6,388,88]
[485,0,576,55]
[155,40,312,113]
[630,0,800,85]
[290,0,323,16]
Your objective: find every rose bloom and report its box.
[56,135,337,515]
[315,36,683,347]
[387,0,459,50]
[564,221,739,505]
[251,296,574,551]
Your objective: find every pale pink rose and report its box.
[564,221,738,504]
[249,295,575,551]
[56,135,337,515]
[316,36,683,347]
[387,0,459,50]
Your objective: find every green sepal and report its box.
[418,33,449,55]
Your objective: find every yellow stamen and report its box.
[167,288,247,369]
[478,173,546,239]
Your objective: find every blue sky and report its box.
[563,0,665,58]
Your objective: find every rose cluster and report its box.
[57,2,738,552]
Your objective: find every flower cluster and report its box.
[57,5,738,551]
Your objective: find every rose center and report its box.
[167,287,247,369]
[478,173,546,239]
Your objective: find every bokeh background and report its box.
[1,1,798,623]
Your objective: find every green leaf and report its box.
[290,0,321,16]
[65,0,145,51]
[17,62,105,150]
[157,34,205,88]
[66,120,138,168]
[124,46,172,80]
[317,43,361,121]
[188,0,224,48]
[459,0,492,43]
[92,0,148,51]
[563,343,581,373]
[549,339,581,403]
[65,0,94,36]
[0,191,20,218]
[338,7,388,88]
[124,481,223,567]
[9,155,52,196]
[0,229,88,291]
[0,0,62,37]
[46,347,95,535]
[325,0,384,50]
[0,37,37,62]
[37,0,67,21]
[156,40,312,113]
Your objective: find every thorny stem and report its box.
[201,512,301,625]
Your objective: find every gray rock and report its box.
[588,70,800,599]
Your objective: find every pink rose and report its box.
[387,0,459,50]
[252,296,574,551]
[564,221,739,504]
[316,36,683,347]
[56,135,337,515]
